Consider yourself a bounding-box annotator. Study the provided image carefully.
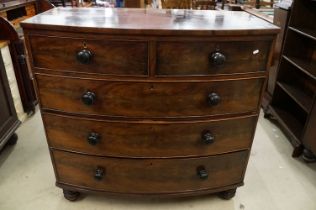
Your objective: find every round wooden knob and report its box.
[210,52,226,65]
[202,130,215,144]
[197,166,208,179]
[81,91,96,106]
[87,132,101,145]
[77,49,92,64]
[94,167,104,180]
[207,92,221,106]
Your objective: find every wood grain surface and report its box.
[21,8,279,36]
[43,113,257,157]
[29,35,148,76]
[36,74,264,118]
[21,7,278,198]
[53,150,248,194]
[157,40,271,75]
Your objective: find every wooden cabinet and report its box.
[0,0,53,115]
[124,0,144,7]
[0,42,20,151]
[262,5,291,109]
[22,8,278,200]
[266,0,316,162]
[0,1,38,115]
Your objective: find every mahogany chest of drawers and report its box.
[21,8,278,201]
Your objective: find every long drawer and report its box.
[36,74,264,118]
[43,113,257,157]
[28,35,271,77]
[156,40,271,76]
[28,35,148,76]
[53,150,248,194]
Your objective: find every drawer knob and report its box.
[82,91,96,106]
[202,130,215,144]
[197,166,208,180]
[94,167,105,180]
[207,92,221,106]
[77,49,92,64]
[210,52,226,66]
[87,132,101,145]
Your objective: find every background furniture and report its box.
[124,0,144,7]
[0,37,27,123]
[192,0,216,10]
[49,0,145,8]
[160,0,216,9]
[247,0,274,8]
[0,0,53,115]
[22,8,278,200]
[261,3,291,109]
[242,6,275,22]
[0,0,36,30]
[161,0,192,8]
[49,0,67,7]
[0,41,20,151]
[265,0,316,162]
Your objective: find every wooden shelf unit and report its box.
[277,82,313,113]
[266,0,316,161]
[289,27,316,41]
[261,5,291,111]
[283,56,316,80]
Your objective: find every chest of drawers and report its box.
[21,8,278,201]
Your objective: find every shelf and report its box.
[270,0,316,157]
[283,56,316,80]
[277,82,313,113]
[269,106,304,146]
[289,26,316,41]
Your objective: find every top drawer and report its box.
[28,36,148,76]
[156,40,271,76]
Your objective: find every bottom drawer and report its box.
[53,150,248,194]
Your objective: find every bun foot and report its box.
[218,188,236,200]
[263,107,271,119]
[263,113,271,119]
[7,133,18,145]
[302,149,316,163]
[63,189,80,201]
[292,145,304,158]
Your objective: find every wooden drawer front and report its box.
[157,41,271,75]
[29,36,148,76]
[43,113,257,157]
[53,150,247,193]
[36,75,264,118]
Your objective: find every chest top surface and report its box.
[21,7,279,36]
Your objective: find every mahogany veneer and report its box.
[53,150,248,194]
[43,113,257,157]
[21,8,278,200]
[36,75,264,118]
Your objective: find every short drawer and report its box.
[43,113,257,157]
[36,75,264,118]
[157,40,271,76]
[53,150,248,194]
[28,35,148,76]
